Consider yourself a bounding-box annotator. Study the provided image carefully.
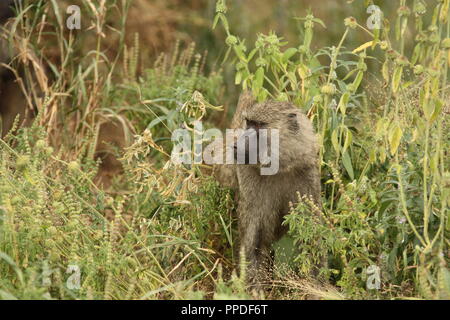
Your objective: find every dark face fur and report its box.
[232,115,269,165]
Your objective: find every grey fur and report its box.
[214,92,322,288]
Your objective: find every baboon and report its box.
[214,91,322,288]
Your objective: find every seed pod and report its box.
[414,64,425,75]
[225,35,238,46]
[321,84,336,95]
[68,161,80,174]
[344,16,357,29]
[35,139,47,151]
[16,155,31,171]
[379,41,389,50]
[42,146,53,157]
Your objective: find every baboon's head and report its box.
[234,100,319,174]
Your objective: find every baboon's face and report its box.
[234,101,318,172]
[232,113,269,166]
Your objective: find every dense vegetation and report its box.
[0,0,448,299]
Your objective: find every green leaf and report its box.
[352,70,364,91]
[343,68,358,81]
[338,92,350,114]
[389,125,403,155]
[382,60,390,82]
[255,67,265,91]
[343,129,353,154]
[212,14,220,29]
[233,46,246,61]
[342,151,354,180]
[147,116,168,129]
[219,14,230,33]
[438,267,450,300]
[411,43,422,65]
[282,48,298,62]
[430,98,443,123]
[247,48,258,61]
[312,17,326,28]
[369,148,376,163]
[331,129,340,153]
[423,99,435,121]
[392,66,403,93]
[304,28,313,49]
[235,71,242,85]
[297,64,310,79]
[50,0,63,27]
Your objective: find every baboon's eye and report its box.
[246,119,267,129]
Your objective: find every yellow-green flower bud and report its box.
[16,155,30,170]
[225,35,238,46]
[45,147,54,157]
[68,161,80,173]
[321,84,336,95]
[414,64,424,75]
[35,139,47,151]
[344,17,357,29]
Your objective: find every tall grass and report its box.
[0,0,235,300]
[0,0,448,300]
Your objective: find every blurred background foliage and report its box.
[135,0,400,106]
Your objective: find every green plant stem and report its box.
[423,121,431,244]
[395,160,427,247]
